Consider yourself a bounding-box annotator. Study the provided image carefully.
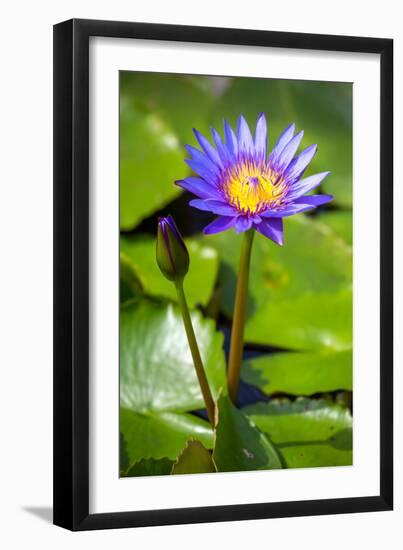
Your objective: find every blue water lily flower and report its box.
[175,114,333,245]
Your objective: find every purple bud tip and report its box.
[156,215,189,282]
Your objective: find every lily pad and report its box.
[120,235,219,307]
[320,210,353,246]
[120,298,226,414]
[210,215,351,311]
[119,72,217,230]
[213,395,282,472]
[245,288,352,351]
[244,398,352,468]
[242,349,352,396]
[205,215,352,350]
[120,72,215,143]
[120,408,213,464]
[120,252,143,303]
[124,457,174,477]
[120,103,186,230]
[171,440,216,475]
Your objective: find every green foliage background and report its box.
[119,72,353,476]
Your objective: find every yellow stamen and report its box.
[224,161,286,214]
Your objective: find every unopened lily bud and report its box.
[156,215,189,282]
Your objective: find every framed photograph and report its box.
[53,18,393,530]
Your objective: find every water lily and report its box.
[176,113,332,246]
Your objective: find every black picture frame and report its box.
[53,18,393,531]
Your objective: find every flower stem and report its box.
[227,229,255,403]
[175,280,215,426]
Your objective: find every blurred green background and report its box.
[119,72,353,476]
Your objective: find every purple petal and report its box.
[235,216,253,233]
[270,123,295,165]
[211,127,230,166]
[254,113,268,161]
[255,218,284,246]
[203,216,237,235]
[159,217,169,245]
[286,172,330,200]
[185,159,217,185]
[276,130,304,169]
[263,194,333,217]
[293,194,333,206]
[224,120,238,160]
[262,204,308,217]
[175,177,222,200]
[237,115,254,156]
[163,215,187,251]
[185,144,220,175]
[285,144,318,182]
[193,129,223,169]
[189,198,237,216]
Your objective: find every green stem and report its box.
[227,229,255,402]
[175,280,215,426]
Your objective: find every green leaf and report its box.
[124,457,174,477]
[242,350,352,396]
[244,398,352,468]
[211,78,352,207]
[120,298,226,413]
[212,215,352,311]
[120,408,213,464]
[120,105,185,231]
[213,395,282,472]
[119,72,216,230]
[205,215,352,350]
[119,431,130,473]
[320,210,353,246]
[120,297,225,469]
[120,235,219,308]
[171,440,216,474]
[120,72,215,143]
[245,288,352,351]
[120,252,143,303]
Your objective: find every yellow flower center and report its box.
[224,161,287,215]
